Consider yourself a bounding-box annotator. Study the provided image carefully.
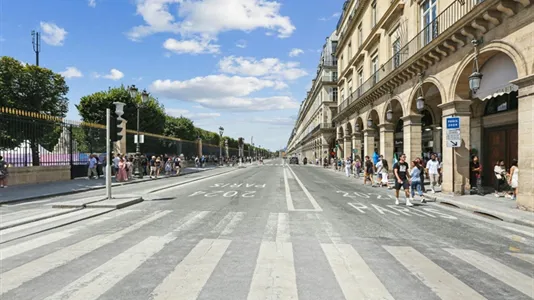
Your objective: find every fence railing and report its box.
[0,107,241,177]
[337,0,481,113]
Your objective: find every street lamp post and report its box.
[218,126,224,166]
[224,139,229,165]
[129,85,149,179]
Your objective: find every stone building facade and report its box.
[286,31,339,161]
[288,0,534,211]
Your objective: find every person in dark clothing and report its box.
[393,153,412,206]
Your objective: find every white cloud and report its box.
[218,56,307,81]
[163,38,220,55]
[288,48,303,57]
[254,116,295,126]
[166,108,221,120]
[0,36,5,42]
[40,22,67,46]
[88,0,96,7]
[127,0,295,42]
[59,67,83,79]
[319,12,341,21]
[236,40,247,48]
[95,68,124,80]
[150,74,297,111]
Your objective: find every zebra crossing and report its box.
[1,209,533,300]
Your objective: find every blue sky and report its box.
[0,0,344,150]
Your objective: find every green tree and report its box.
[163,115,196,141]
[0,57,69,165]
[76,86,166,154]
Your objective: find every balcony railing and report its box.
[337,0,481,113]
[321,58,338,67]
[320,76,338,83]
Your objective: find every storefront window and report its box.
[484,91,518,116]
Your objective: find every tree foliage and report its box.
[0,57,69,165]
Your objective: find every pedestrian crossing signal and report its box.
[109,115,124,142]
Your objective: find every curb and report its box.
[0,168,214,205]
[426,194,534,228]
[0,207,83,231]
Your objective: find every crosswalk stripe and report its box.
[0,210,171,295]
[165,211,210,237]
[247,241,298,300]
[276,213,290,243]
[507,252,534,265]
[0,209,100,237]
[44,235,173,300]
[446,248,534,297]
[151,239,231,300]
[384,246,486,300]
[0,231,73,261]
[9,199,52,206]
[0,208,42,218]
[322,243,394,300]
[1,209,80,229]
[0,210,135,261]
[211,212,236,234]
[221,212,245,236]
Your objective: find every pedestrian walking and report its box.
[393,153,412,206]
[425,153,440,193]
[509,159,519,200]
[363,156,375,186]
[409,160,425,203]
[345,157,351,177]
[0,155,8,188]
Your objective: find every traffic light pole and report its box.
[106,109,112,200]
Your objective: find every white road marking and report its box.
[315,214,342,244]
[263,213,278,241]
[247,241,298,300]
[44,235,172,300]
[7,199,52,206]
[211,212,235,234]
[0,210,136,261]
[384,246,486,300]
[446,248,534,298]
[151,239,231,300]
[322,243,394,300]
[0,210,171,295]
[503,226,534,238]
[276,213,290,243]
[286,165,323,212]
[507,252,534,265]
[1,209,72,227]
[283,169,295,211]
[166,211,211,236]
[220,212,245,236]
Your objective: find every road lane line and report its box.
[384,246,486,300]
[287,165,323,212]
[276,213,290,243]
[283,168,296,211]
[445,248,534,297]
[220,212,245,236]
[247,241,298,300]
[151,239,231,300]
[507,252,534,265]
[0,210,171,295]
[44,235,173,300]
[322,243,394,300]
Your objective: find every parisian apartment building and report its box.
[286,0,534,211]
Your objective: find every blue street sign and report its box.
[446,117,460,129]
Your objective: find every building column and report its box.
[432,125,442,155]
[336,138,343,159]
[438,100,471,195]
[344,135,351,159]
[379,123,395,163]
[402,115,422,163]
[352,132,362,160]
[363,129,375,158]
[511,75,534,211]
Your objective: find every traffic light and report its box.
[109,115,125,142]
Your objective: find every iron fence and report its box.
[0,107,241,178]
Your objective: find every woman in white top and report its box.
[493,160,506,197]
[509,159,519,200]
[345,157,352,177]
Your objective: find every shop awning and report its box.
[475,53,518,101]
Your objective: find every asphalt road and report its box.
[0,159,533,300]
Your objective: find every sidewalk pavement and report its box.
[307,163,534,228]
[0,166,217,204]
